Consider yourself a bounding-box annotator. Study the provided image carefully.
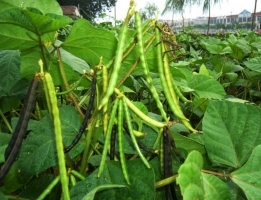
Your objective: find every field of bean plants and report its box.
[0,0,261,199]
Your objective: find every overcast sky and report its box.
[105,0,259,20]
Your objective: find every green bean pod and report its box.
[102,65,109,136]
[114,88,166,128]
[98,98,119,177]
[162,43,190,103]
[135,12,168,122]
[155,27,187,121]
[43,72,70,200]
[118,99,131,184]
[122,97,150,169]
[99,3,136,110]
[171,78,191,103]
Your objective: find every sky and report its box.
[105,0,259,21]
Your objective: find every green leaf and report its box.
[188,74,226,99]
[199,64,209,76]
[62,19,117,67]
[0,0,63,15]
[202,173,230,200]
[203,100,261,168]
[18,105,82,177]
[205,44,232,55]
[2,161,30,193]
[0,192,7,200]
[0,8,72,34]
[59,48,90,74]
[0,50,21,94]
[231,145,261,200]
[0,96,20,113]
[176,150,204,199]
[0,144,7,163]
[0,24,37,50]
[18,116,57,178]
[244,57,261,73]
[19,175,61,200]
[82,184,127,200]
[70,159,155,200]
[60,106,84,158]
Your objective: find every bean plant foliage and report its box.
[0,0,261,199]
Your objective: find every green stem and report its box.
[36,175,60,200]
[0,109,12,133]
[71,170,85,181]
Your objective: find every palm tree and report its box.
[203,0,222,35]
[251,0,258,31]
[162,0,222,34]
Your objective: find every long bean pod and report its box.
[163,127,177,200]
[155,27,187,121]
[122,97,150,169]
[99,2,136,110]
[114,88,166,128]
[98,98,119,177]
[118,99,131,184]
[135,12,168,122]
[64,68,98,153]
[43,72,69,200]
[109,124,117,160]
[0,76,39,181]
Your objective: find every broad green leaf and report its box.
[19,175,61,200]
[0,8,72,34]
[59,105,84,158]
[203,100,261,168]
[132,101,148,115]
[0,24,37,50]
[2,161,30,193]
[62,19,117,67]
[168,129,206,154]
[0,0,62,15]
[70,159,155,200]
[18,116,57,178]
[18,105,82,177]
[23,9,72,34]
[0,96,20,113]
[188,74,226,99]
[82,184,127,200]
[236,39,251,55]
[59,48,90,74]
[231,145,261,200]
[0,50,21,94]
[202,173,230,200]
[176,150,204,199]
[244,57,261,73]
[199,64,209,76]
[0,144,7,163]
[0,192,7,200]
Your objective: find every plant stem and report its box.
[155,174,178,188]
[56,47,85,118]
[0,109,12,133]
[36,175,60,200]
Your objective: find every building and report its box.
[168,9,261,29]
[61,6,82,19]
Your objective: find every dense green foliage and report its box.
[0,0,261,199]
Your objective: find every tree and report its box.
[162,0,222,34]
[57,0,117,21]
[251,0,258,31]
[139,2,159,22]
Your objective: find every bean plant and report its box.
[0,0,261,200]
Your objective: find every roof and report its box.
[61,6,81,17]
